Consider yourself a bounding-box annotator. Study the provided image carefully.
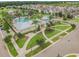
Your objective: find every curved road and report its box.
[0,29,10,57]
[36,23,79,57]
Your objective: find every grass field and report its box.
[4,35,18,56]
[26,42,51,57]
[73,17,79,23]
[52,33,67,42]
[54,25,71,30]
[27,32,46,49]
[7,42,18,56]
[16,38,26,48]
[45,29,61,38]
[45,22,71,38]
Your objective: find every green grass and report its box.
[27,32,46,49]
[67,55,77,57]
[45,29,61,38]
[52,26,73,42]
[7,42,18,56]
[45,22,70,38]
[45,23,71,38]
[26,42,51,57]
[67,24,76,32]
[16,38,26,48]
[52,36,59,42]
[52,33,66,42]
[45,22,72,38]
[4,35,18,56]
[54,26,71,30]
[67,27,74,32]
[73,17,79,23]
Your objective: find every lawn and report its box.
[7,42,18,56]
[45,23,71,41]
[26,42,51,57]
[16,38,26,48]
[73,17,79,23]
[4,35,18,56]
[45,29,61,38]
[52,33,66,42]
[27,32,46,49]
[54,25,71,30]
[67,25,75,32]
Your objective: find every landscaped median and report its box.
[4,35,18,56]
[16,38,26,48]
[15,33,26,48]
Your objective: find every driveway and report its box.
[0,29,10,57]
[36,23,79,57]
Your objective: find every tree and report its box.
[16,33,25,39]
[37,25,40,31]
[4,35,12,43]
[49,14,54,20]
[36,39,45,48]
[67,13,73,19]
[49,20,54,25]
[63,14,67,20]
[3,22,10,33]
[1,11,21,39]
[58,12,63,17]
[55,12,58,17]
[46,23,51,27]
[71,24,76,29]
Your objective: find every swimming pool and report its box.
[13,17,33,31]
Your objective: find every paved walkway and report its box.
[11,38,21,54]
[42,31,53,43]
[35,23,79,57]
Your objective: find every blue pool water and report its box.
[16,17,29,22]
[14,17,33,31]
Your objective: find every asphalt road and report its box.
[36,23,79,57]
[0,30,10,57]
